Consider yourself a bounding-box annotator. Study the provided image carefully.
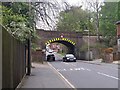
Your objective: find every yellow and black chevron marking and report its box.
[45,38,75,45]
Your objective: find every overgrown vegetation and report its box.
[56,6,95,33]
[1,1,59,49]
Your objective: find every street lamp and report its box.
[84,29,90,61]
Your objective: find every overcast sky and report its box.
[57,0,104,6]
[36,0,104,30]
[57,0,119,5]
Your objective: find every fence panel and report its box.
[0,27,2,90]
[2,28,26,89]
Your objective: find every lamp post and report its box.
[27,38,31,75]
[84,29,90,61]
[27,1,32,75]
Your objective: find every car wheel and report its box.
[47,58,49,61]
[74,60,76,62]
[53,57,55,61]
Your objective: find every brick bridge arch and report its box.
[37,29,83,59]
[45,38,75,54]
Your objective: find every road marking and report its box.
[97,72,120,80]
[63,69,66,71]
[62,62,69,64]
[71,63,76,66]
[48,62,76,89]
[62,62,76,66]
[57,68,91,72]
[81,68,85,70]
[57,69,66,72]
[86,69,91,71]
[74,68,81,71]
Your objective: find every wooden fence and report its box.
[2,28,26,89]
[0,27,2,90]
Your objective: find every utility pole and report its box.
[84,29,90,61]
[27,39,31,75]
[27,1,31,75]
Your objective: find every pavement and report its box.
[18,62,73,89]
[80,59,120,65]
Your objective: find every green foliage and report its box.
[1,2,38,43]
[57,6,95,32]
[99,2,118,47]
[118,1,120,20]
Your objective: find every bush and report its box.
[103,48,113,53]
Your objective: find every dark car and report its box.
[47,54,55,61]
[63,54,76,62]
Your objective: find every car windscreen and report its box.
[66,54,74,57]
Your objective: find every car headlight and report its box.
[74,58,76,59]
[67,58,69,59]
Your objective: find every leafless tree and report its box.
[83,0,104,41]
[61,1,71,12]
[28,0,61,30]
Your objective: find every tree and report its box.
[56,6,95,33]
[99,2,119,47]
[1,1,60,42]
[32,1,60,30]
[83,0,104,40]
[1,2,35,42]
[118,1,120,20]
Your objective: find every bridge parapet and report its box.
[37,29,82,38]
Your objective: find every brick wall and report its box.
[32,50,45,63]
[117,24,120,37]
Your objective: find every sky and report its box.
[57,0,104,5]
[58,0,83,6]
[57,0,119,5]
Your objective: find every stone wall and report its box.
[117,23,120,36]
[113,52,120,61]
[82,36,99,60]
